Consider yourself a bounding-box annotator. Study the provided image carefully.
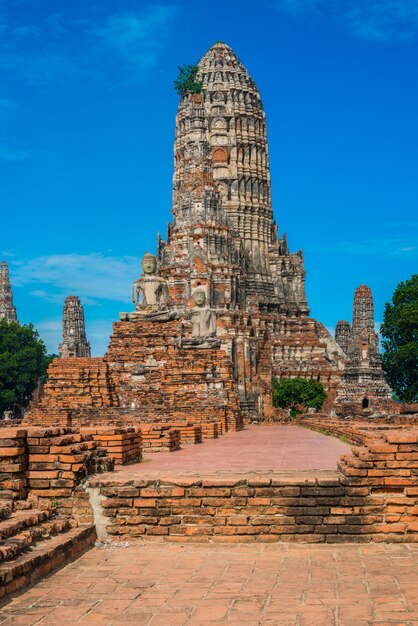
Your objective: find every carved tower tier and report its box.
[171,42,308,313]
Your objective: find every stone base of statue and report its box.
[119,308,179,322]
[177,336,221,350]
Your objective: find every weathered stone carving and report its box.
[180,290,220,349]
[120,253,178,322]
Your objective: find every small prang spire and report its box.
[352,284,374,337]
[335,320,353,355]
[59,296,91,358]
[0,261,18,322]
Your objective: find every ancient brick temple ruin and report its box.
[27,42,394,427]
[335,285,392,415]
[0,261,18,323]
[58,296,91,358]
[0,46,416,601]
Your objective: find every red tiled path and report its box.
[122,425,351,474]
[2,541,418,625]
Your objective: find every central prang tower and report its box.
[170,42,309,314]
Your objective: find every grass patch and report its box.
[299,423,353,445]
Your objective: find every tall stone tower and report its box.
[0,261,18,322]
[156,42,342,415]
[59,296,91,358]
[171,42,309,313]
[335,285,392,415]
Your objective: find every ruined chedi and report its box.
[169,43,308,312]
[0,261,18,322]
[335,285,392,414]
[58,296,91,358]
[27,42,393,427]
[157,42,343,413]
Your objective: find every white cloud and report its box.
[94,6,176,72]
[35,317,114,356]
[12,252,141,303]
[0,5,177,91]
[0,146,35,161]
[29,289,96,306]
[87,319,114,356]
[307,237,418,256]
[380,220,418,227]
[0,98,17,108]
[34,319,61,355]
[272,0,418,41]
[273,0,322,18]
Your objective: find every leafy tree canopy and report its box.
[272,377,327,416]
[380,274,418,402]
[174,64,204,97]
[0,319,52,415]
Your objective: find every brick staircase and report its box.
[0,499,95,599]
[0,425,117,599]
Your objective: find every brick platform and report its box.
[130,425,351,472]
[83,424,418,543]
[1,541,417,625]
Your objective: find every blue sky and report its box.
[1,0,417,355]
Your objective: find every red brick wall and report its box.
[79,427,141,465]
[0,428,28,500]
[140,425,181,453]
[25,427,114,514]
[26,320,243,430]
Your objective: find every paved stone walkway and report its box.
[2,541,417,625]
[125,425,351,473]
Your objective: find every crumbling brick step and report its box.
[0,525,96,599]
[0,512,74,563]
[0,509,51,541]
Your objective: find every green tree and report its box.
[174,64,204,97]
[272,377,327,418]
[380,274,418,402]
[0,319,52,415]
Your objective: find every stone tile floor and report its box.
[1,541,417,625]
[124,425,351,474]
